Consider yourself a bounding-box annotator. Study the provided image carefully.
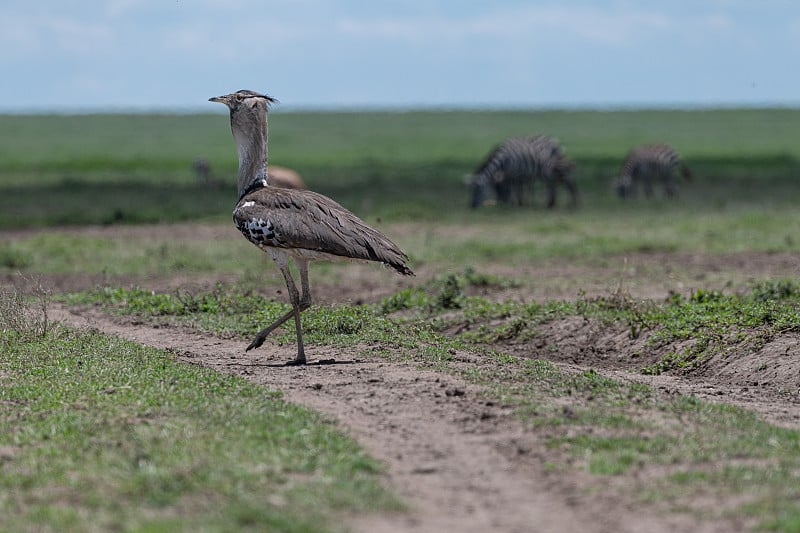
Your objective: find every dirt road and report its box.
[52,303,778,533]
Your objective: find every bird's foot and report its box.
[285,357,306,366]
[245,335,267,352]
[245,309,297,352]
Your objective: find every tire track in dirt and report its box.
[52,304,739,533]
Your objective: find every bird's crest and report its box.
[209,90,278,108]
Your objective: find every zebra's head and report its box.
[468,170,511,207]
[468,174,492,208]
[613,175,633,199]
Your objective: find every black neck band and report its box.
[238,179,268,201]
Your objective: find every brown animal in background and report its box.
[193,158,307,190]
[268,165,307,190]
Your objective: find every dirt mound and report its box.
[497,316,800,394]
[483,315,800,427]
[697,332,800,393]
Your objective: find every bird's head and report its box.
[209,90,278,143]
[209,90,277,121]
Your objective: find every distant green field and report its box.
[3,110,800,531]
[1,109,799,228]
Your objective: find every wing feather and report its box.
[233,187,413,275]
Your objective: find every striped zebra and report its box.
[614,144,692,199]
[468,136,577,208]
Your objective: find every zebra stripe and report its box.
[469,136,577,208]
[614,144,691,199]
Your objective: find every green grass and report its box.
[0,291,400,533]
[426,276,800,374]
[3,109,800,174]
[2,109,799,276]
[0,232,259,275]
[61,279,800,529]
[5,108,800,530]
[1,109,800,227]
[62,277,800,377]
[3,203,800,280]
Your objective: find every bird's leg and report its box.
[284,259,311,366]
[288,305,306,366]
[297,259,312,311]
[246,254,307,365]
[245,308,295,352]
[280,262,306,366]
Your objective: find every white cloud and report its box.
[47,16,115,54]
[0,14,42,56]
[0,10,114,60]
[334,5,673,47]
[102,0,150,18]
[1,1,798,109]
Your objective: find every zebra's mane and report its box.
[474,143,504,175]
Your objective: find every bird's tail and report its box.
[391,262,415,276]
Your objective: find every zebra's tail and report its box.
[680,161,692,181]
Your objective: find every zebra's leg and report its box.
[563,177,579,208]
[515,178,525,206]
[664,175,677,198]
[643,176,654,198]
[527,175,537,206]
[545,177,557,209]
[494,176,511,204]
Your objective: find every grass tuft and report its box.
[0,318,400,532]
[0,282,50,342]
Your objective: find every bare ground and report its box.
[9,223,800,532]
[52,303,748,533]
[48,271,800,532]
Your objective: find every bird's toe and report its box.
[246,337,265,351]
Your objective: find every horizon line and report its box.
[2,100,800,115]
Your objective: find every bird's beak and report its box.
[209,95,228,104]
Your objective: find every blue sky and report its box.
[2,1,799,111]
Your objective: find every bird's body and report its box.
[234,183,412,274]
[211,89,413,365]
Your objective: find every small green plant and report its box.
[378,287,430,314]
[690,288,725,303]
[436,274,465,310]
[461,266,520,290]
[750,278,800,302]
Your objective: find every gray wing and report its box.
[234,186,413,276]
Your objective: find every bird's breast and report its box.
[233,201,287,248]
[236,216,285,247]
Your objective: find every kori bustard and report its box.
[210,90,413,365]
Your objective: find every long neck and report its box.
[232,112,269,199]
